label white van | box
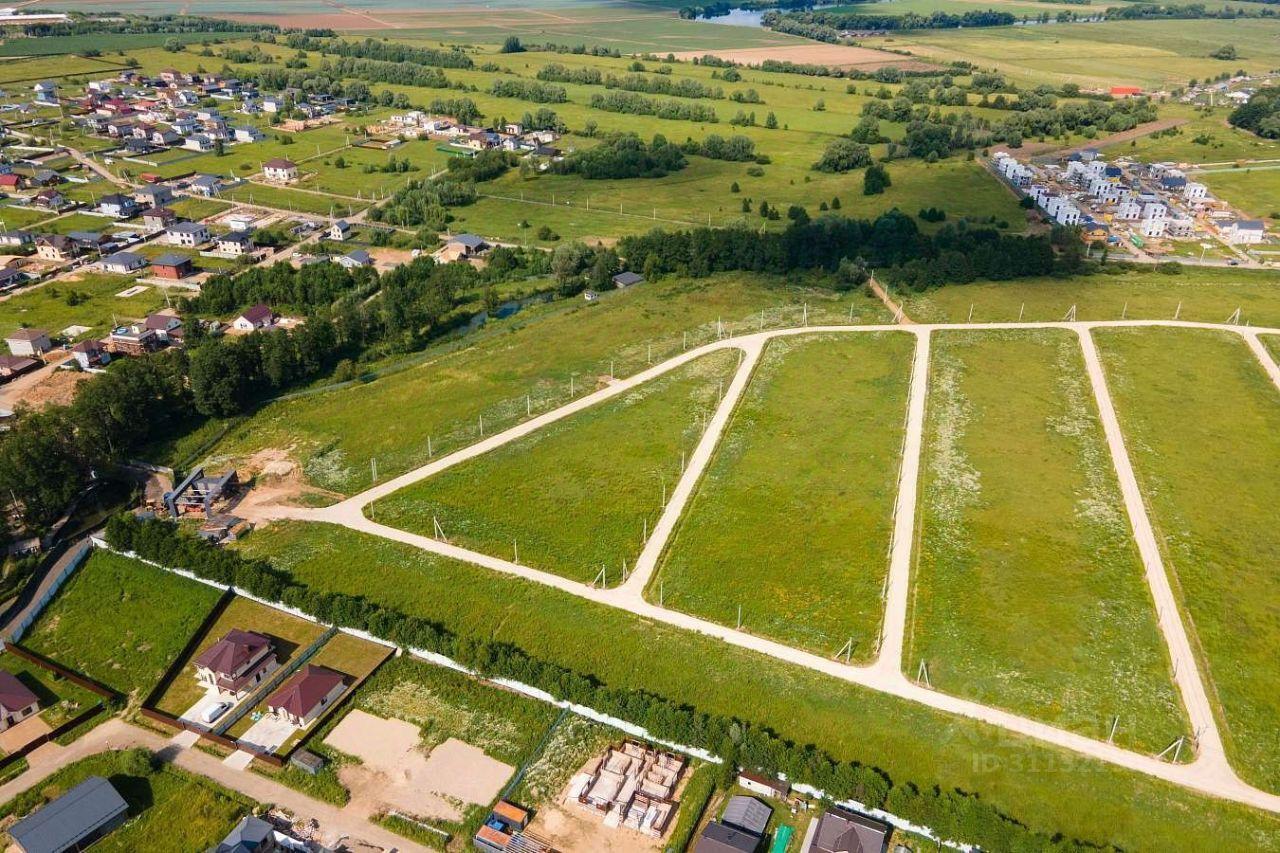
[201,701,232,724]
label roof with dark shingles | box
[195,629,271,677]
[0,670,38,713]
[9,776,128,853]
[266,665,345,718]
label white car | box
[201,700,232,724]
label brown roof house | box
[232,303,276,331]
[266,665,346,727]
[6,328,51,357]
[195,629,278,699]
[807,807,891,853]
[0,670,40,733]
[262,158,298,183]
[0,355,40,382]
[70,339,109,370]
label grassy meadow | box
[651,332,913,657]
[1096,327,1280,791]
[24,551,222,700]
[907,329,1186,753]
[897,266,1280,326]
[372,349,738,584]
[231,519,1280,852]
[0,273,166,341]
[208,273,889,495]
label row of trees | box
[617,213,1056,283]
[281,34,473,69]
[588,91,719,123]
[185,261,377,316]
[551,133,687,179]
[104,513,1119,853]
[603,73,722,101]
[490,79,568,103]
[536,63,603,85]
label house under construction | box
[567,740,686,837]
[163,466,239,517]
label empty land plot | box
[907,330,1186,752]
[669,44,938,71]
[1198,168,1280,221]
[1095,327,1280,790]
[0,273,165,341]
[210,274,888,495]
[898,267,1280,326]
[232,519,1280,852]
[23,551,223,699]
[651,332,913,657]
[371,349,738,584]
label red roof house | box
[0,670,39,732]
[266,665,346,727]
[194,629,278,698]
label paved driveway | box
[238,714,296,753]
[178,691,238,728]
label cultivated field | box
[668,44,938,71]
[1097,328,1280,790]
[23,551,223,699]
[371,349,738,584]
[906,329,1186,752]
[652,332,913,657]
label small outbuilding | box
[6,328,51,357]
[612,270,644,289]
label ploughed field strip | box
[906,329,1187,754]
[368,350,739,585]
[1095,327,1280,791]
[651,332,914,659]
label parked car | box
[201,701,232,724]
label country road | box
[253,316,1280,816]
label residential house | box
[0,231,32,249]
[168,221,210,247]
[233,125,264,143]
[189,174,224,197]
[737,771,790,801]
[32,80,58,104]
[612,271,643,289]
[143,207,178,232]
[208,815,278,853]
[0,267,25,291]
[134,184,174,208]
[721,796,771,837]
[99,251,147,274]
[262,158,298,183]
[194,629,279,699]
[1184,182,1209,201]
[145,311,184,343]
[107,323,161,355]
[806,807,891,853]
[0,355,40,382]
[184,133,216,152]
[32,189,66,210]
[70,339,109,369]
[695,822,759,853]
[123,138,154,156]
[328,219,351,241]
[97,193,138,219]
[1139,217,1167,238]
[0,173,23,191]
[29,170,60,188]
[6,328,51,357]
[216,230,254,256]
[233,303,275,331]
[265,665,347,727]
[151,253,194,280]
[152,129,183,148]
[68,232,113,255]
[1115,201,1142,221]
[35,234,76,261]
[9,776,127,853]
[334,249,372,269]
[1223,219,1266,244]
[0,670,39,732]
[440,233,488,258]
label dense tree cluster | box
[604,73,721,100]
[426,96,483,125]
[813,138,873,172]
[682,133,758,162]
[536,63,604,85]
[588,91,718,123]
[490,79,568,103]
[618,213,1055,284]
[550,133,687,179]
[281,34,473,68]
[327,56,454,91]
[105,513,1121,853]
[765,8,1016,38]
[1229,89,1280,137]
[186,261,376,316]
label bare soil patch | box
[0,715,51,754]
[221,12,384,29]
[670,44,938,71]
[528,801,663,853]
[326,710,513,821]
[230,448,342,522]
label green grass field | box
[651,332,912,658]
[0,274,166,340]
[907,329,1186,753]
[0,749,247,852]
[372,349,737,584]
[1198,168,1280,220]
[1096,327,1280,791]
[24,551,223,700]
[151,596,327,717]
[208,273,889,496]
[0,204,59,231]
[897,266,1280,326]
[231,519,1280,852]
[1113,105,1280,166]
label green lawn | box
[0,652,102,733]
[0,749,247,853]
[1199,168,1280,221]
[1095,327,1280,791]
[24,551,223,700]
[221,182,368,217]
[209,273,889,496]
[151,596,327,717]
[0,274,165,340]
[897,266,1280,326]
[1114,105,1280,165]
[373,349,737,584]
[907,329,1186,754]
[231,519,1280,852]
[651,332,912,658]
[168,197,234,222]
[0,204,58,231]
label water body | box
[699,8,769,27]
